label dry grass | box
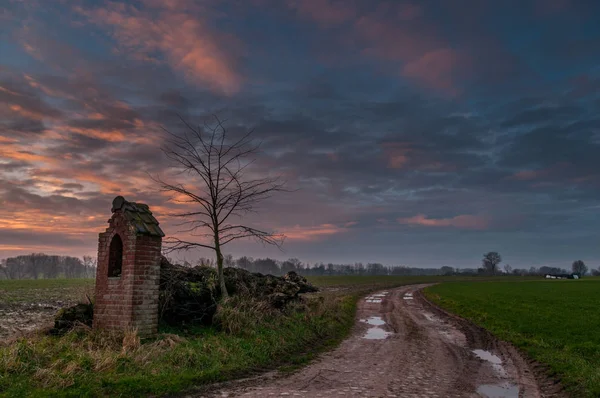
[0,275,461,396]
[213,295,277,335]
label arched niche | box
[108,234,123,277]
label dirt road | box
[203,284,559,398]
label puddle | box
[365,298,382,303]
[365,295,384,303]
[472,349,508,378]
[476,382,519,398]
[363,327,392,340]
[473,350,502,364]
[361,316,386,326]
[474,350,517,396]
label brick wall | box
[93,211,161,336]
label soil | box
[0,302,61,340]
[199,284,565,398]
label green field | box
[424,278,600,398]
[0,275,444,397]
[0,279,94,304]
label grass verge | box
[1,276,445,397]
[424,278,600,398]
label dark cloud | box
[501,105,585,128]
[0,0,599,267]
[0,229,86,248]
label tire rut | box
[197,284,560,398]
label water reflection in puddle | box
[365,298,382,303]
[366,291,388,302]
[423,313,437,322]
[473,349,502,364]
[476,382,519,398]
[372,292,389,297]
[363,327,392,340]
[472,349,507,377]
[366,292,387,303]
[361,316,386,326]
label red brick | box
[93,201,162,338]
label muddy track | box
[197,284,565,398]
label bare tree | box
[482,252,502,275]
[82,256,97,278]
[440,266,454,276]
[154,115,286,298]
[503,264,512,274]
[0,259,6,279]
[571,260,588,277]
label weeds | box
[213,296,276,335]
[0,275,450,396]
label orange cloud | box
[278,223,347,241]
[77,2,242,95]
[23,74,74,99]
[398,214,490,230]
[0,136,17,144]
[0,146,57,165]
[0,85,24,97]
[8,104,47,121]
[69,171,129,194]
[0,219,101,236]
[61,126,127,142]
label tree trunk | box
[214,239,229,298]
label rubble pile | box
[53,256,318,332]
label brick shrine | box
[93,196,164,337]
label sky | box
[1,0,599,269]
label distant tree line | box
[174,254,600,277]
[0,253,96,280]
[477,252,595,277]
[1,252,597,280]
[171,255,462,276]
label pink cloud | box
[534,0,570,15]
[397,3,422,21]
[512,169,544,180]
[76,2,242,95]
[287,0,356,26]
[510,163,572,181]
[402,48,463,95]
[397,214,490,230]
[285,1,509,95]
[289,1,462,94]
[382,142,412,169]
[381,142,454,171]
